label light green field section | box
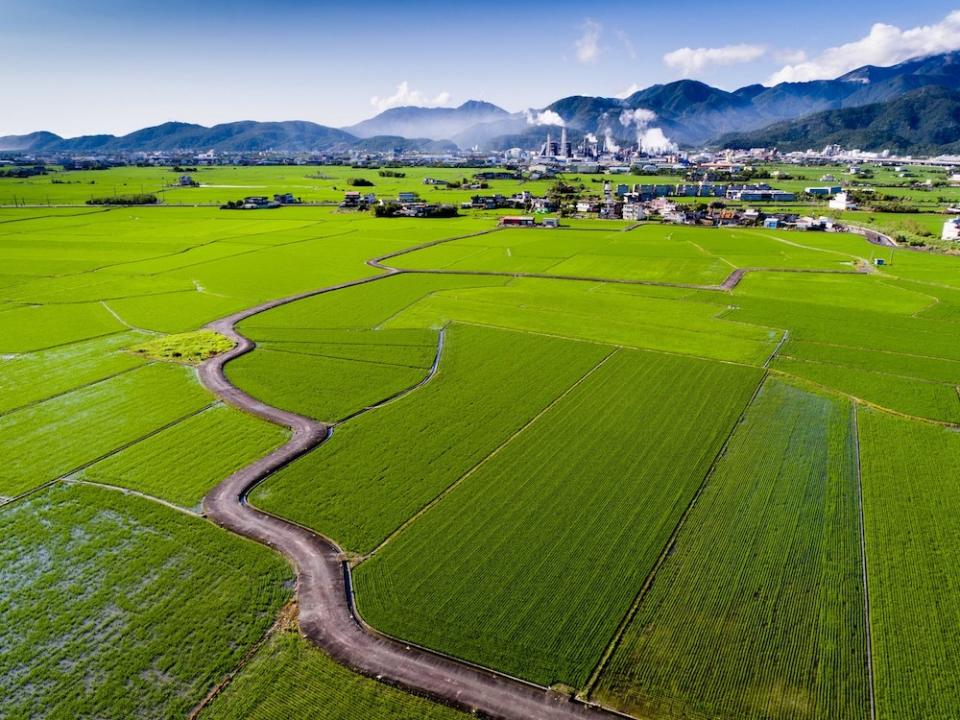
[252,324,610,553]
[238,273,509,335]
[80,404,288,507]
[0,482,291,720]
[0,331,146,414]
[0,363,212,498]
[780,338,960,385]
[859,409,960,720]
[383,277,779,365]
[387,225,871,285]
[772,356,960,423]
[354,351,762,687]
[0,302,126,352]
[227,346,431,423]
[201,630,467,720]
[595,379,868,720]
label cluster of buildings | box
[223,193,302,210]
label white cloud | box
[773,48,808,65]
[574,19,602,63]
[663,43,766,74]
[768,10,960,84]
[370,81,453,112]
[525,109,565,126]
[615,30,637,61]
[615,83,642,100]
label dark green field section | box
[353,351,762,687]
[0,483,291,719]
[252,323,610,553]
[79,404,288,507]
[226,329,438,423]
[0,363,213,498]
[594,379,868,720]
[201,630,467,720]
[859,409,960,719]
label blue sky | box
[3,0,960,136]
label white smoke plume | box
[525,109,565,126]
[584,132,598,143]
[639,128,678,154]
[602,128,620,153]
[618,107,678,155]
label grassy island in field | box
[128,329,234,364]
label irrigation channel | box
[198,227,895,718]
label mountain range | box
[3,51,960,155]
[718,86,960,154]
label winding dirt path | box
[199,272,620,719]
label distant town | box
[4,132,960,242]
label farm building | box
[805,185,843,196]
[499,216,535,227]
[829,192,857,211]
[942,217,960,241]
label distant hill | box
[0,121,393,154]
[717,87,960,154]
[0,131,63,152]
[345,100,509,141]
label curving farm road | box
[198,225,894,718]
[199,271,622,720]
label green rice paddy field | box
[1,176,959,719]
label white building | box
[942,217,960,241]
[829,192,857,211]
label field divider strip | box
[100,300,161,334]
[764,328,790,369]
[356,347,619,563]
[582,369,769,698]
[853,406,877,720]
[62,477,201,517]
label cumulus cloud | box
[370,81,452,112]
[525,109,565,126]
[773,48,808,65]
[768,10,960,84]
[615,83,642,100]
[663,43,766,74]
[615,30,637,60]
[574,19,602,63]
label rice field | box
[353,350,762,687]
[0,482,291,720]
[594,379,868,719]
[1,188,960,720]
[80,404,288,507]
[858,409,960,719]
[0,362,213,498]
[201,629,467,720]
[386,224,870,286]
[225,329,438,422]
[252,323,611,553]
